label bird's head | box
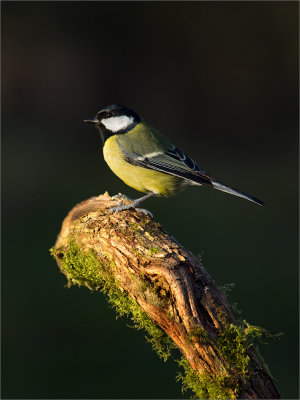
[84,104,141,143]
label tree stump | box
[51,193,281,399]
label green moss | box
[131,247,143,257]
[128,222,143,231]
[230,302,242,319]
[176,357,238,399]
[149,246,159,255]
[216,285,283,384]
[188,326,211,344]
[51,241,277,399]
[218,283,242,320]
[219,283,235,296]
[217,321,265,377]
[50,240,175,362]
[108,284,175,361]
[50,241,110,289]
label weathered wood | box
[52,193,281,399]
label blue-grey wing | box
[123,145,214,186]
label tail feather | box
[211,180,264,206]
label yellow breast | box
[103,135,181,197]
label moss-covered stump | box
[51,193,280,399]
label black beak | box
[83,118,99,124]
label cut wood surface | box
[52,193,281,399]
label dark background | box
[2,1,299,398]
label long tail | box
[211,180,264,206]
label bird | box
[84,104,264,213]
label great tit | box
[84,104,264,212]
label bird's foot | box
[109,202,153,218]
[109,203,133,213]
[135,208,153,218]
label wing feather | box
[118,135,264,206]
[122,144,213,186]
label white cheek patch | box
[101,115,134,132]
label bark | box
[52,193,281,399]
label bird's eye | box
[106,112,112,118]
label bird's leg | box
[131,192,155,207]
[109,192,155,217]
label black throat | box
[97,125,114,144]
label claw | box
[108,203,153,218]
[135,208,153,218]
